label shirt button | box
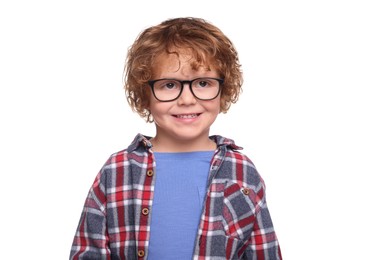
[242,187,250,195]
[142,207,149,215]
[138,249,145,257]
[146,170,154,177]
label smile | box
[174,113,200,119]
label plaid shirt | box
[70,134,282,259]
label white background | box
[1,0,367,259]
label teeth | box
[176,114,198,119]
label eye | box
[164,82,176,89]
[194,78,215,88]
[155,80,180,90]
[198,80,209,88]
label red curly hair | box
[124,17,243,122]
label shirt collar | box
[127,133,242,153]
[127,134,153,152]
[209,135,243,150]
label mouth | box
[173,113,201,119]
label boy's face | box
[149,52,221,145]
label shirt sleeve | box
[69,170,110,260]
[244,196,282,259]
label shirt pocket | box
[221,181,257,241]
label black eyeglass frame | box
[147,77,224,102]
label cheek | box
[210,98,222,114]
[200,99,221,118]
[149,100,172,118]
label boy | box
[70,17,282,259]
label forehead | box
[152,50,217,77]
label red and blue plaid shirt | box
[70,134,282,259]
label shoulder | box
[211,135,264,188]
[224,148,256,166]
[95,134,152,180]
[211,134,256,168]
[223,149,261,179]
[103,149,150,171]
[102,148,130,168]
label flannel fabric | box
[70,134,282,259]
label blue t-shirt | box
[148,151,214,260]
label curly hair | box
[124,17,243,122]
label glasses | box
[148,77,223,102]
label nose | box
[177,83,197,105]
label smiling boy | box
[148,52,221,152]
[70,17,282,259]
